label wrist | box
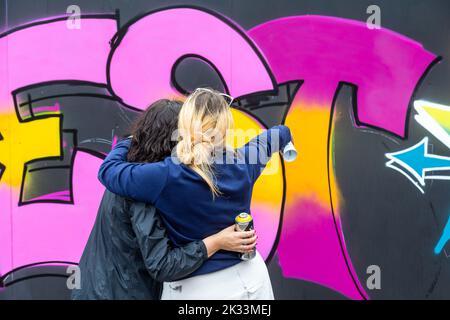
[203,234,221,258]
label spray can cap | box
[235,212,252,223]
[282,141,297,162]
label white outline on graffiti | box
[414,100,450,149]
[386,137,450,194]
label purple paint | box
[249,15,436,136]
[278,199,364,299]
[32,103,61,114]
[27,190,71,202]
[109,8,274,109]
[0,11,439,300]
[11,151,104,273]
[111,135,118,149]
[0,17,116,276]
[249,15,436,299]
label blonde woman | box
[98,88,292,299]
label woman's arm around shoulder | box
[130,202,207,282]
[130,203,257,282]
[98,138,170,204]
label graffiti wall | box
[0,0,449,299]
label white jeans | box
[161,251,274,300]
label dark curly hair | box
[127,99,182,163]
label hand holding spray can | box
[235,212,256,260]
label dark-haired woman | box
[98,90,293,299]
[71,99,256,300]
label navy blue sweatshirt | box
[98,125,291,277]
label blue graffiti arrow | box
[386,137,450,193]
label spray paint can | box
[235,212,256,260]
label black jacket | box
[71,190,207,300]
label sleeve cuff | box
[196,240,209,261]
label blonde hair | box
[176,88,234,197]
